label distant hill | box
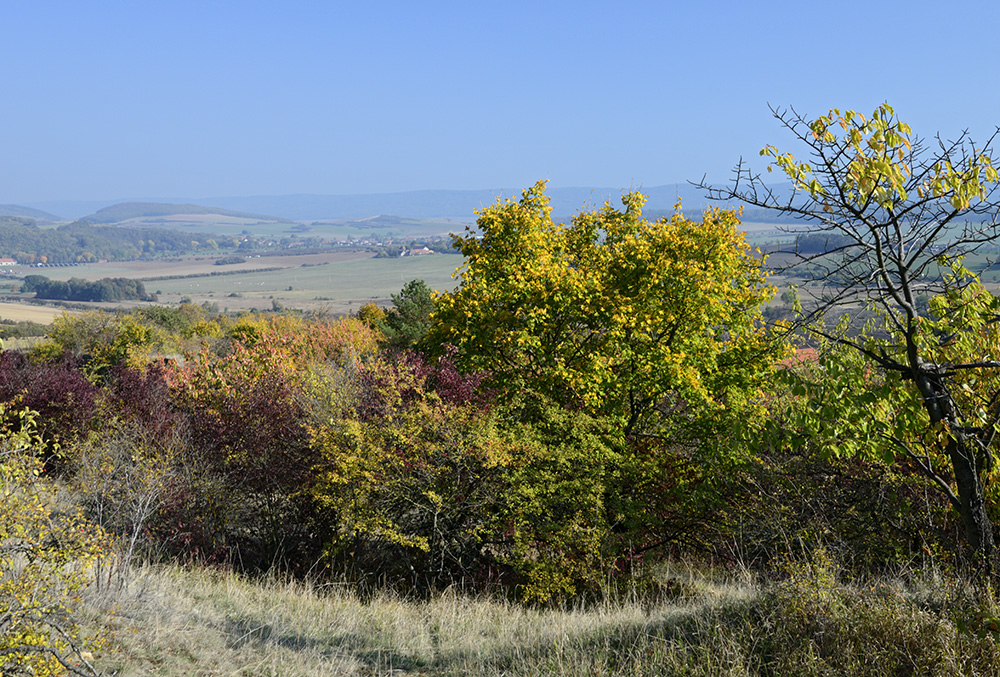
[177,184,717,222]
[22,183,778,223]
[0,216,223,264]
[313,214,466,234]
[82,202,284,224]
[0,204,63,222]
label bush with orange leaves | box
[162,315,379,570]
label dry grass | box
[75,556,1000,676]
[78,562,749,676]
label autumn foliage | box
[430,181,780,438]
[3,167,986,632]
[0,185,792,606]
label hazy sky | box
[3,0,999,203]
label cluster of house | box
[402,246,434,256]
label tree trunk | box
[917,371,997,581]
[949,435,996,581]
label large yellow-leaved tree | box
[430,180,780,440]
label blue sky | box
[2,0,999,203]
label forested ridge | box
[0,215,222,263]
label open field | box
[0,301,74,323]
[110,214,294,237]
[7,251,461,315]
[305,215,470,241]
[37,250,374,281]
[149,254,462,314]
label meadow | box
[147,254,461,313]
[81,560,1000,676]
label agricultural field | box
[40,250,373,281]
[6,250,464,316]
[304,215,471,242]
[0,301,73,323]
[111,212,293,236]
[148,254,462,314]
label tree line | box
[22,274,156,302]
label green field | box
[148,254,462,314]
[40,250,371,281]
[6,251,462,316]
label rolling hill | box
[186,185,716,221]
[20,183,793,224]
[82,202,284,224]
[0,204,64,222]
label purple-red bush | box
[104,362,186,441]
[186,370,311,490]
[356,349,489,421]
[166,337,319,570]
[141,476,231,564]
[0,350,98,455]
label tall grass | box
[78,555,1000,676]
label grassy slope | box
[81,561,1000,676]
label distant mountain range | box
[19,184,733,222]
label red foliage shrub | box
[355,349,490,421]
[104,362,186,441]
[165,332,321,570]
[0,350,98,454]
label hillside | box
[0,215,223,263]
[0,204,63,222]
[20,184,795,223]
[83,201,283,224]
